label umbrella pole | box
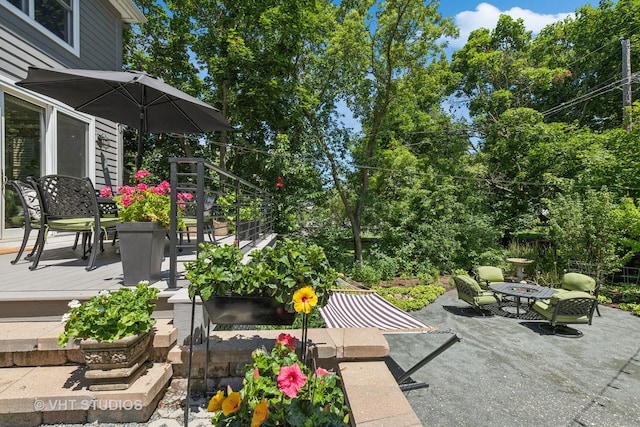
[135,106,144,170]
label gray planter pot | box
[116,222,167,285]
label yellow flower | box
[207,390,225,412]
[293,286,318,314]
[222,391,241,415]
[251,398,269,427]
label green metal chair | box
[475,266,506,290]
[453,274,502,314]
[531,291,597,337]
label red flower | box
[277,364,307,398]
[276,333,296,350]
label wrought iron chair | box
[8,180,42,264]
[531,291,597,337]
[27,175,119,271]
[453,274,502,314]
[557,272,601,317]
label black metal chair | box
[8,180,42,264]
[27,175,119,271]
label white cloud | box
[446,2,572,49]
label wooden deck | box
[0,232,273,320]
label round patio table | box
[489,282,557,318]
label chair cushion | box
[562,272,596,292]
[532,291,595,324]
[48,218,95,231]
[456,275,482,293]
[477,266,504,283]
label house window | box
[4,0,75,46]
[56,112,87,177]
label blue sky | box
[438,1,601,50]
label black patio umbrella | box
[17,67,232,168]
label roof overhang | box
[108,0,147,24]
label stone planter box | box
[80,332,152,391]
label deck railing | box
[168,157,273,289]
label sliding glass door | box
[2,94,44,237]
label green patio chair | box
[556,272,601,316]
[475,266,506,290]
[531,290,597,337]
[453,274,502,315]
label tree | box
[302,0,457,264]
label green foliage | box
[371,285,445,312]
[619,303,640,316]
[350,263,381,286]
[545,189,630,277]
[186,238,338,313]
[58,283,159,347]
[209,334,349,426]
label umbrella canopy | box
[17,67,232,167]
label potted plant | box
[100,169,191,285]
[185,238,338,325]
[203,289,348,425]
[57,283,159,390]
[207,333,350,426]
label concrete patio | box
[1,235,640,426]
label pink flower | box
[120,195,132,207]
[314,367,331,377]
[136,183,148,192]
[99,187,113,197]
[178,192,193,201]
[277,364,306,398]
[254,366,260,379]
[276,333,296,350]
[157,180,171,194]
[119,185,135,196]
[134,169,151,181]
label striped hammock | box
[319,290,437,333]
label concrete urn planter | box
[80,331,152,391]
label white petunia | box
[138,280,149,285]
[68,299,81,308]
[98,290,110,297]
[61,312,71,323]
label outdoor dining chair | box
[8,180,42,265]
[531,290,597,337]
[27,175,119,271]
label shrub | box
[371,285,445,311]
[351,263,381,285]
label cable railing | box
[168,157,274,289]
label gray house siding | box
[0,1,129,188]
